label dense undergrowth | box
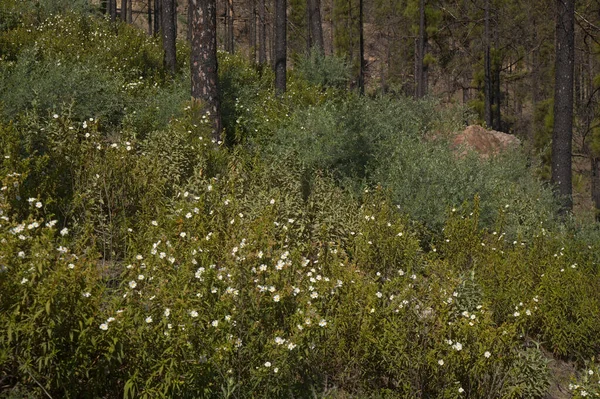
[1,5,600,398]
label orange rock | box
[452,125,520,158]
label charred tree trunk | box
[250,0,257,62]
[121,0,127,21]
[551,0,575,213]
[190,0,222,141]
[148,0,153,35]
[415,0,427,98]
[358,0,364,95]
[226,0,234,53]
[109,0,117,21]
[258,0,267,64]
[274,0,287,95]
[154,0,162,35]
[162,0,177,75]
[307,0,324,53]
[592,156,600,221]
[484,0,492,128]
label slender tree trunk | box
[109,0,117,21]
[148,0,153,35]
[274,0,287,95]
[162,0,177,75]
[121,0,127,21]
[592,156,600,221]
[154,0,162,35]
[250,0,257,62]
[227,0,235,53]
[484,0,492,128]
[190,0,222,141]
[415,0,427,98]
[187,2,192,42]
[358,0,364,95]
[307,0,324,53]
[258,0,267,64]
[551,0,575,213]
[128,0,133,23]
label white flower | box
[185,212,192,219]
[60,227,69,236]
[273,367,279,373]
[136,254,143,260]
[82,292,91,297]
[376,292,383,298]
[275,337,285,345]
[53,114,59,119]
[68,263,75,269]
[35,201,42,208]
[513,311,520,317]
[311,292,318,299]
[164,308,171,317]
[106,317,115,323]
[319,319,327,327]
[211,320,219,327]
[269,199,275,205]
[151,220,158,226]
[128,280,137,289]
[18,251,25,258]
[137,274,145,280]
[20,278,28,284]
[438,359,444,366]
[27,197,36,203]
[99,323,108,331]
[287,342,297,350]
[180,232,186,238]
[273,294,280,302]
[588,369,594,375]
[190,310,198,318]
[207,185,213,191]
[145,316,153,323]
[484,351,491,358]
[458,387,464,393]
[264,361,271,368]
[453,342,463,351]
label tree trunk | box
[162,0,177,75]
[592,156,600,221]
[307,0,324,53]
[274,0,287,95]
[551,0,575,213]
[109,0,117,21]
[128,0,133,23]
[227,0,234,53]
[154,0,162,35]
[190,0,222,141]
[250,0,257,62]
[148,0,153,35]
[415,0,427,98]
[484,0,492,128]
[358,0,364,95]
[121,0,127,21]
[493,56,502,131]
[258,0,267,64]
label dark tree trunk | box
[162,0,177,75]
[250,0,257,62]
[484,0,492,127]
[307,0,324,53]
[592,156,600,221]
[148,0,153,35]
[154,0,162,35]
[187,2,192,42]
[551,0,575,213]
[128,0,133,23]
[358,0,364,95]
[274,0,287,95]
[109,0,117,21]
[190,0,222,141]
[492,58,502,131]
[415,0,427,98]
[121,0,127,21]
[226,0,234,53]
[258,0,267,64]
[101,0,108,15]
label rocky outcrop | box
[452,125,521,158]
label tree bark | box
[307,0,324,53]
[121,0,127,21]
[226,0,234,53]
[127,0,133,23]
[148,0,153,35]
[551,0,575,213]
[250,0,257,62]
[190,0,222,141]
[484,0,492,127]
[154,0,162,35]
[592,156,600,221]
[258,0,267,64]
[162,0,177,75]
[415,0,427,98]
[109,0,117,21]
[358,0,364,95]
[274,0,287,95]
